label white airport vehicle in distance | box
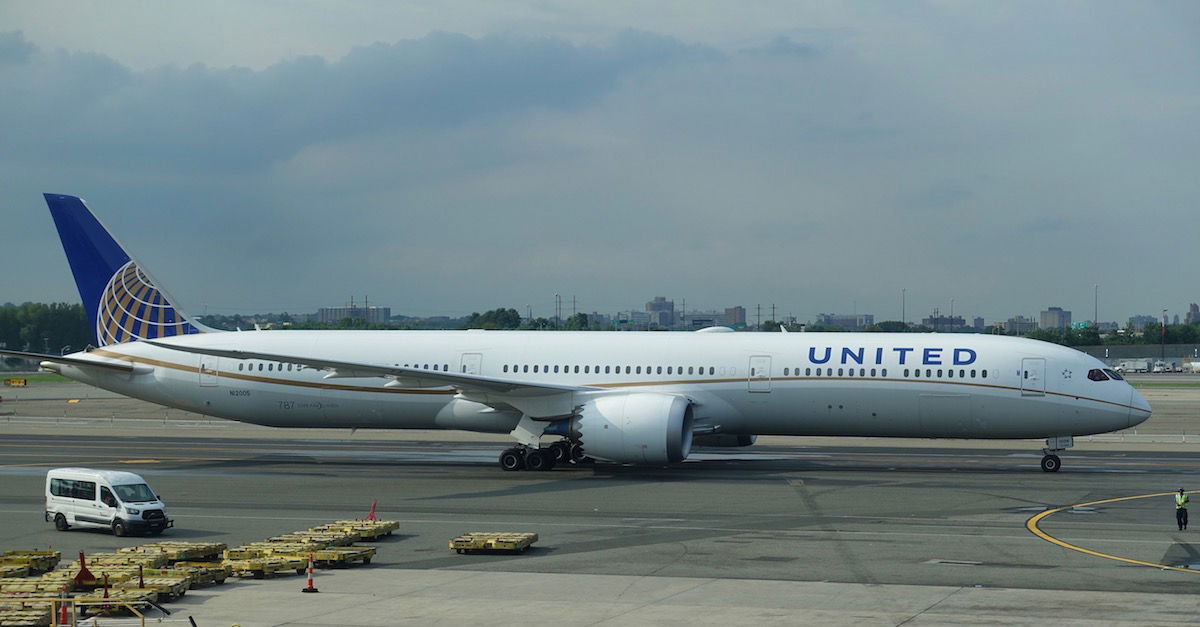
[1,195,1153,473]
[45,467,172,536]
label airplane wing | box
[0,348,136,373]
[142,341,594,396]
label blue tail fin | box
[44,193,205,346]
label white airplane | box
[1,194,1151,472]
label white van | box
[44,468,173,536]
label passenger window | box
[882,368,888,377]
[503,365,509,373]
[709,367,715,375]
[870,368,876,377]
[657,366,663,375]
[76,481,96,501]
[574,366,580,374]
[554,365,560,373]
[1087,369,1109,382]
[982,369,988,378]
[846,368,853,377]
[805,367,811,376]
[837,368,844,376]
[238,364,244,371]
[904,369,909,377]
[626,366,632,374]
[947,369,953,378]
[688,367,694,375]
[257,363,263,371]
[533,365,539,373]
[523,365,529,373]
[784,368,790,376]
[860,368,865,376]
[959,369,965,378]
[937,369,943,377]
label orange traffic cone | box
[57,588,69,626]
[301,552,319,593]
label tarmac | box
[1,376,1200,626]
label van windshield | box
[113,483,156,503]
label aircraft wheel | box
[525,449,553,472]
[568,442,587,464]
[548,441,569,464]
[54,514,69,531]
[1040,454,1061,473]
[499,449,525,471]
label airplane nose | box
[1129,387,1152,427]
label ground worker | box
[1176,489,1189,531]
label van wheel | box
[112,521,127,537]
[54,514,69,531]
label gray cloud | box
[0,29,707,172]
[1,3,1198,324]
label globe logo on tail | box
[96,261,199,345]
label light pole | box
[1094,284,1099,328]
[901,288,906,328]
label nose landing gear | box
[1040,435,1073,473]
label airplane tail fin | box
[43,193,212,346]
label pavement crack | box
[895,586,964,626]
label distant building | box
[723,306,747,327]
[1186,304,1200,325]
[972,317,986,330]
[815,313,874,332]
[1003,315,1037,335]
[318,302,391,324]
[645,296,675,327]
[616,311,651,329]
[1128,315,1157,332]
[687,315,720,329]
[1040,307,1071,330]
[922,315,965,332]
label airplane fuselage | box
[54,329,1150,440]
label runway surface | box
[4,378,1200,623]
[4,432,1200,597]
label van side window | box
[100,486,117,507]
[56,479,96,500]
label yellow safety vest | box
[1177,493,1189,509]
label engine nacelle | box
[692,434,757,448]
[570,393,694,464]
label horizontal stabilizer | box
[0,348,136,373]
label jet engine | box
[569,393,694,464]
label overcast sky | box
[2,2,1197,324]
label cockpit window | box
[1103,368,1124,381]
[1087,369,1109,382]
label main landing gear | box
[499,440,591,472]
[1040,435,1073,473]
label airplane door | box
[199,356,218,387]
[1021,358,1045,396]
[460,353,482,375]
[748,355,771,393]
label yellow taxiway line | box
[1026,490,1197,573]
